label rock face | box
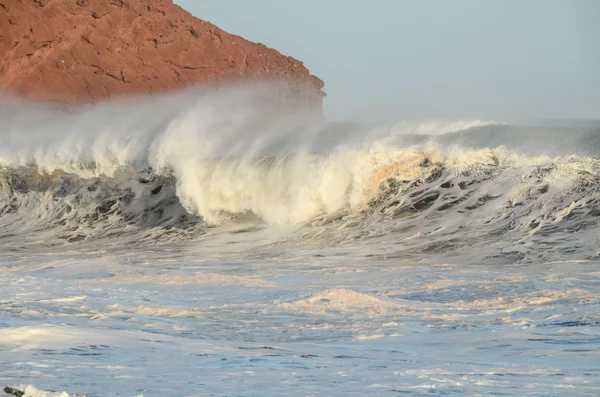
[0,0,325,107]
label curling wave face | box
[1,85,600,261]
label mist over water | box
[1,84,600,250]
[2,85,600,396]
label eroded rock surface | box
[0,0,324,106]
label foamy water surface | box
[1,87,599,396]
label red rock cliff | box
[0,0,325,107]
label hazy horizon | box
[177,0,599,123]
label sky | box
[176,0,599,122]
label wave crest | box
[1,87,599,259]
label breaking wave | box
[1,85,599,260]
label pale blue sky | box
[176,0,599,122]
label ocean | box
[1,87,599,396]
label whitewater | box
[1,85,599,396]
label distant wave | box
[389,119,504,135]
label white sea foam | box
[0,86,553,226]
[1,87,600,396]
